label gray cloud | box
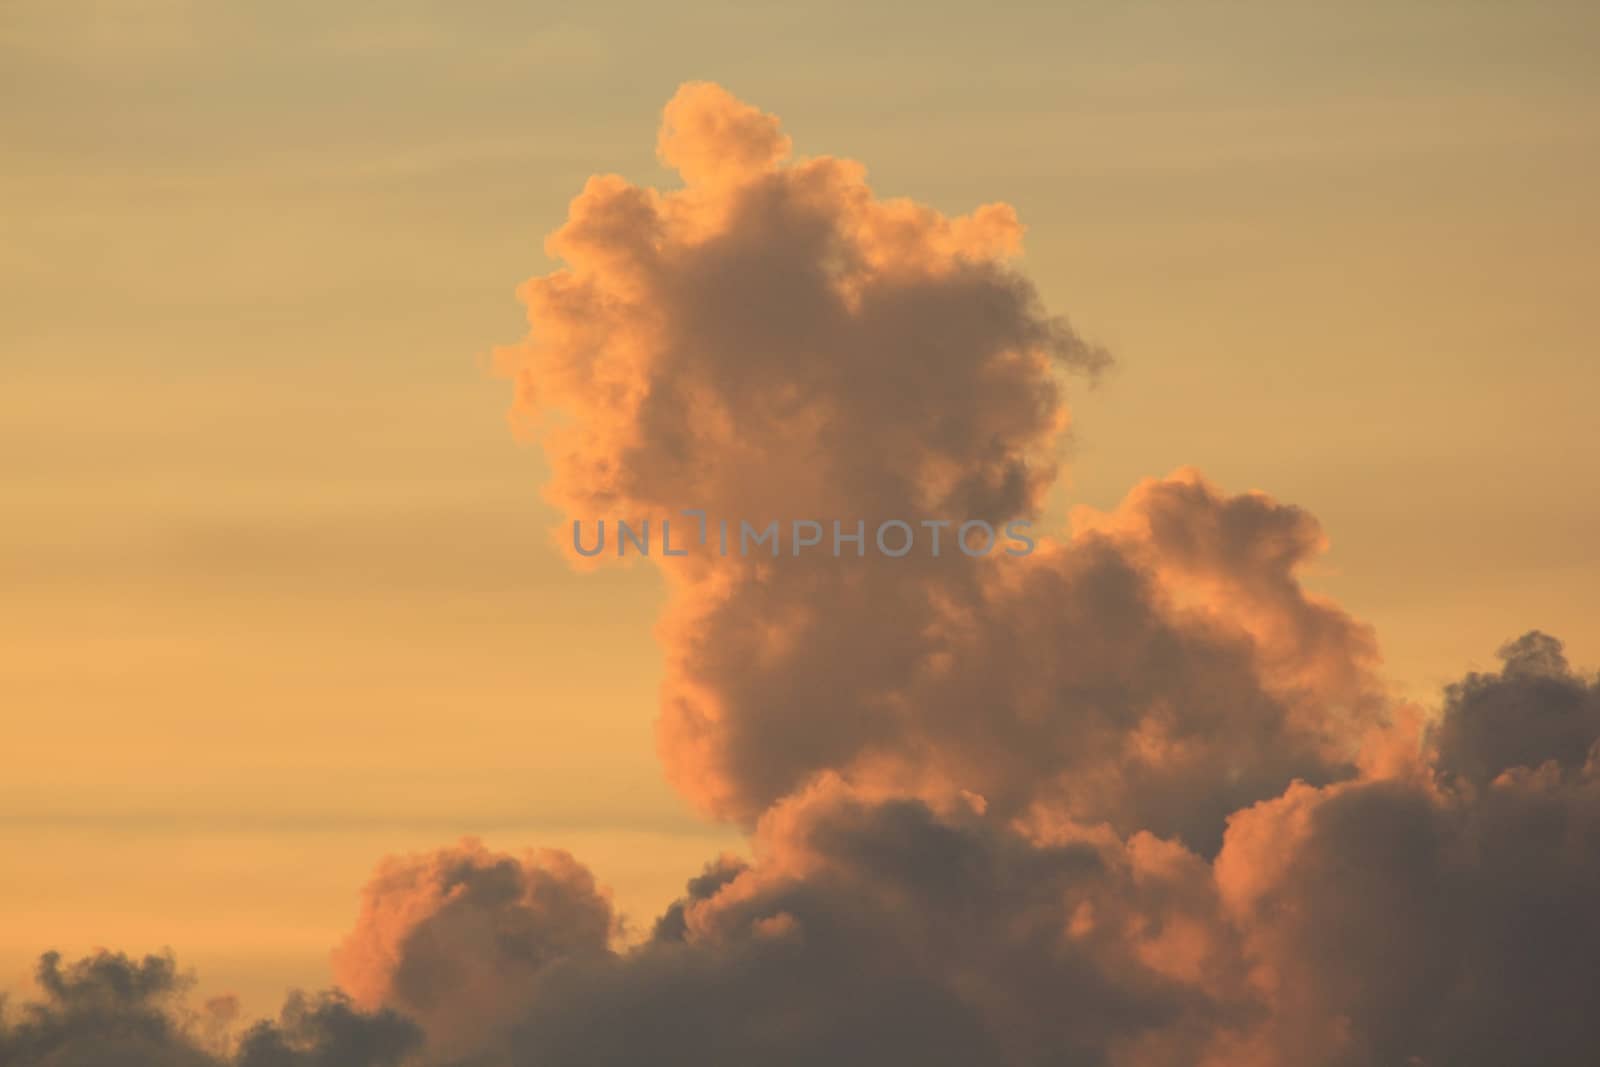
[1430,630,1600,788]
[0,952,417,1067]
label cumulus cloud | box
[479,82,1599,1065]
[331,838,616,1055]
[310,633,1600,1067]
[232,992,420,1067]
[496,84,1378,854]
[496,783,1237,1067]
[501,80,1102,550]
[1217,653,1600,1066]
[13,83,1599,1066]
[0,951,417,1067]
[1429,630,1600,788]
[328,783,1242,1067]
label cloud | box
[481,82,1600,1065]
[497,84,1379,859]
[332,781,1244,1067]
[0,951,417,1067]
[498,81,1102,556]
[0,951,216,1067]
[1429,630,1600,788]
[11,83,1599,1066]
[307,633,1600,1067]
[233,992,420,1067]
[331,838,616,1056]
[1217,694,1600,1065]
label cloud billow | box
[8,84,1599,1067]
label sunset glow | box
[4,5,1599,1065]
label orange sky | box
[3,0,1598,1017]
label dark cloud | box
[485,783,1242,1067]
[1431,630,1600,787]
[0,952,416,1067]
[234,992,420,1067]
[0,951,215,1067]
[1218,750,1600,1064]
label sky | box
[3,0,1599,1048]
